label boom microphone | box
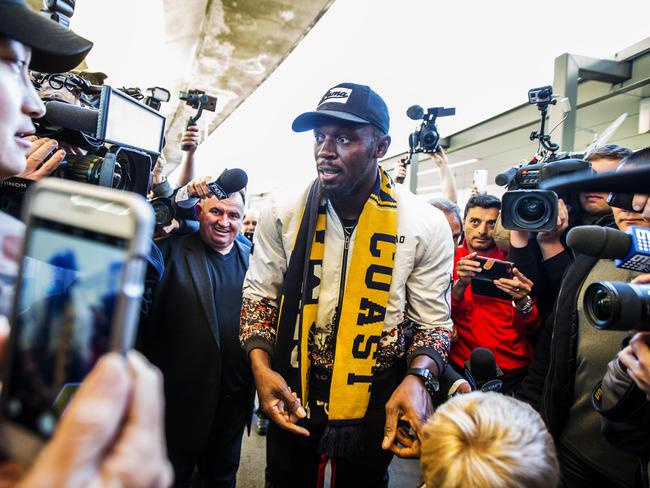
[175,168,249,209]
[464,348,503,393]
[43,101,98,134]
[567,225,650,272]
[495,167,518,187]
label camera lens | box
[150,198,174,227]
[113,152,135,191]
[501,190,558,232]
[63,154,104,185]
[590,287,613,323]
[516,196,546,223]
[584,281,650,331]
[420,127,439,151]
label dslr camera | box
[584,280,650,331]
[496,86,590,232]
[406,105,455,155]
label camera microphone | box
[406,104,424,121]
[495,167,519,187]
[567,225,650,273]
[43,101,98,135]
[175,168,248,209]
[464,347,503,393]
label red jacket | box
[450,243,541,374]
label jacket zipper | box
[331,225,352,359]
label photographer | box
[518,148,650,487]
[508,145,632,322]
[0,1,172,486]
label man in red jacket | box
[450,194,540,393]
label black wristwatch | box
[406,368,440,397]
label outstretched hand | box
[250,350,309,437]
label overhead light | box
[417,185,441,192]
[417,158,479,175]
[448,158,479,169]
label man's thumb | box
[280,387,306,418]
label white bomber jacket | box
[240,180,455,372]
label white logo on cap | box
[318,87,352,106]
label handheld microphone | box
[43,101,99,135]
[567,225,650,273]
[464,348,503,393]
[175,168,248,209]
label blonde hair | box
[420,392,558,488]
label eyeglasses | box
[31,72,90,95]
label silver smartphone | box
[0,179,154,463]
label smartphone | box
[472,256,513,282]
[0,179,153,463]
[471,256,514,300]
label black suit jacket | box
[138,232,252,459]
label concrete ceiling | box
[28,0,335,171]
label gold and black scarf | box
[273,168,398,424]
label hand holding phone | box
[469,256,515,300]
[20,352,172,487]
[1,179,153,463]
[493,267,534,302]
[455,252,483,286]
[472,256,514,282]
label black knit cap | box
[292,82,390,134]
[0,0,93,72]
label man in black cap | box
[0,0,92,178]
[240,82,454,486]
[0,2,172,487]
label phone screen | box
[3,217,128,438]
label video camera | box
[496,86,590,232]
[567,225,650,332]
[0,84,166,215]
[406,105,455,157]
[584,281,650,331]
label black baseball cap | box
[0,0,93,73]
[292,82,390,134]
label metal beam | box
[549,53,631,152]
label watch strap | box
[406,367,440,397]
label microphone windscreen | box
[469,348,497,381]
[566,226,631,259]
[44,101,98,135]
[215,168,248,194]
[406,105,424,121]
[495,167,518,186]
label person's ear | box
[376,135,391,159]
